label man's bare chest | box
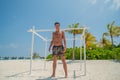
[53,32,62,39]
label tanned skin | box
[49,23,68,78]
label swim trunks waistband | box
[53,45,63,47]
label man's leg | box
[51,55,57,77]
[60,56,68,78]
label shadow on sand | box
[58,60,81,64]
[6,69,47,78]
[6,70,30,77]
[36,77,66,80]
[111,60,120,63]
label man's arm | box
[62,31,66,52]
[49,32,54,51]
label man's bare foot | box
[65,75,68,78]
[51,74,55,77]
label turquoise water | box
[0,57,44,60]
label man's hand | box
[63,47,66,53]
[49,40,53,52]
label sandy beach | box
[0,60,120,80]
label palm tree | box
[66,23,83,60]
[105,21,120,48]
[84,30,96,49]
[98,33,111,48]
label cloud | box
[111,0,120,10]
[9,43,18,48]
[104,0,111,3]
[89,0,97,4]
[0,43,18,49]
[89,0,120,10]
[104,0,120,10]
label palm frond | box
[66,23,83,35]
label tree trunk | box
[73,34,75,60]
[110,35,114,48]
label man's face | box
[55,24,60,31]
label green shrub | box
[46,47,120,60]
[46,54,52,60]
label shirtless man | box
[49,22,68,78]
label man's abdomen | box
[53,39,63,46]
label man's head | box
[54,22,60,31]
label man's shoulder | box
[52,30,64,34]
[62,30,65,33]
[61,30,65,34]
[52,31,55,34]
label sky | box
[0,0,120,57]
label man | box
[49,22,68,78]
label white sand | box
[0,60,120,80]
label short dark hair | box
[54,22,60,26]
